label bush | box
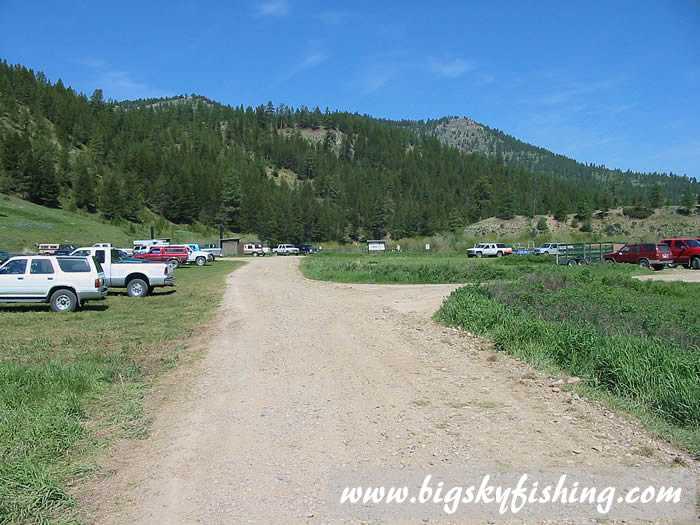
[622,206,654,219]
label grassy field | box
[0,194,222,253]
[300,251,639,284]
[0,260,243,524]
[303,252,700,457]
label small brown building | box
[220,238,243,256]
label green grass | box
[435,267,700,456]
[0,260,243,524]
[0,194,222,253]
[300,251,631,284]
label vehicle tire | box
[668,262,677,269]
[127,278,149,297]
[605,258,615,264]
[253,252,259,257]
[168,258,179,270]
[577,259,588,265]
[496,251,503,258]
[476,252,483,258]
[638,259,650,269]
[567,259,578,266]
[195,256,206,266]
[651,265,664,271]
[692,257,700,270]
[50,289,77,312]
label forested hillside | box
[0,60,695,244]
[405,116,698,204]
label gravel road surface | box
[82,257,697,523]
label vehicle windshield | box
[474,244,488,249]
[685,239,700,248]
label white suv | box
[534,243,569,256]
[0,256,108,312]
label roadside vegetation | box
[303,252,575,284]
[0,260,242,524]
[436,266,700,456]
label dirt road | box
[634,268,700,282]
[83,257,696,523]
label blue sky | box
[1,1,699,178]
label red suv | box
[660,239,700,270]
[603,243,672,270]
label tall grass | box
[436,269,700,455]
[0,260,242,523]
[301,252,557,284]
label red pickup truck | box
[660,238,700,269]
[132,246,189,269]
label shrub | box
[622,206,654,219]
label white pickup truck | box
[466,243,513,258]
[200,243,223,260]
[71,246,175,297]
[273,244,300,256]
[0,255,107,312]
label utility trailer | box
[556,242,615,266]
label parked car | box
[603,243,672,270]
[53,243,77,255]
[37,243,60,255]
[295,244,319,255]
[132,238,170,254]
[0,250,10,264]
[273,244,300,256]
[181,243,213,262]
[0,255,107,312]
[170,245,210,266]
[200,243,223,259]
[660,238,700,269]
[71,246,175,297]
[132,246,190,269]
[243,243,268,256]
[466,243,512,258]
[533,243,569,256]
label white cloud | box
[256,0,289,17]
[300,51,328,69]
[359,64,399,93]
[75,58,165,101]
[429,58,474,78]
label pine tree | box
[72,153,97,211]
[648,183,662,208]
[681,184,696,214]
[100,170,123,220]
[215,171,243,230]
